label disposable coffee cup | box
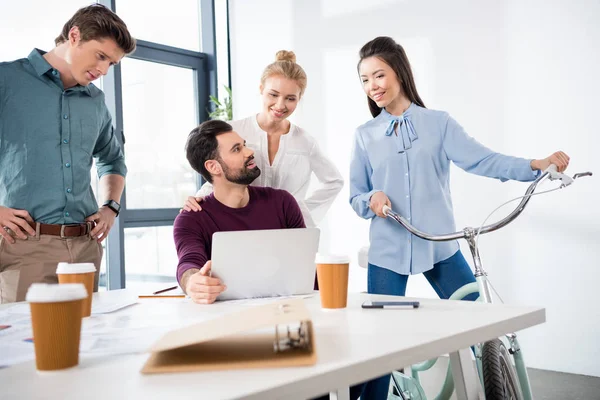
[315,254,350,309]
[56,263,96,317]
[26,283,87,371]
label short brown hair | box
[260,50,308,97]
[186,120,234,184]
[55,4,136,54]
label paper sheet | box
[0,295,224,368]
[0,341,35,368]
[5,298,138,316]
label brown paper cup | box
[56,263,96,317]
[26,283,87,371]
[315,254,350,309]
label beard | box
[219,157,261,185]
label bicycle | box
[374,164,592,400]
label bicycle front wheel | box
[482,339,524,400]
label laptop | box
[210,228,320,301]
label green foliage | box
[208,85,233,121]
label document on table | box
[91,298,138,314]
[5,298,138,316]
[80,327,172,356]
[0,341,35,368]
[0,311,34,367]
[0,296,227,367]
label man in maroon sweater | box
[174,120,305,304]
[174,120,366,400]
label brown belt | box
[28,221,94,238]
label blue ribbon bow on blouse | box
[385,111,418,153]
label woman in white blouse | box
[183,50,343,228]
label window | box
[0,1,92,61]
[124,226,179,290]
[102,0,218,289]
[116,0,201,51]
[121,59,198,210]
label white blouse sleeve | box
[304,140,344,224]
[195,181,214,197]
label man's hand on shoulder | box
[182,261,227,304]
[0,206,36,244]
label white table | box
[0,290,545,400]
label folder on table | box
[141,298,316,374]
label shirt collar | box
[27,48,92,97]
[380,102,416,121]
[381,103,419,152]
[27,49,53,77]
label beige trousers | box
[0,224,102,303]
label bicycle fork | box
[464,228,492,303]
[464,227,534,400]
[506,333,534,400]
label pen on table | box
[152,286,178,295]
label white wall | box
[229,0,599,377]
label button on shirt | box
[349,103,539,275]
[0,49,127,224]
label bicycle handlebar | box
[382,164,593,242]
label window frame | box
[99,0,221,289]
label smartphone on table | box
[361,301,420,309]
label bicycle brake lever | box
[545,165,574,187]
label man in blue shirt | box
[0,4,135,303]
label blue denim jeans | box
[361,250,477,400]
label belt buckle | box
[60,224,82,238]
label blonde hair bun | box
[275,50,296,63]
[261,50,307,97]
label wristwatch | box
[103,200,121,216]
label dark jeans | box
[361,250,478,400]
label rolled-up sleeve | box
[94,105,127,178]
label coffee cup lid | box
[315,254,350,264]
[56,262,96,274]
[26,283,87,303]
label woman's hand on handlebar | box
[369,191,392,218]
[531,151,570,173]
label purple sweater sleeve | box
[173,213,208,286]
[281,190,306,228]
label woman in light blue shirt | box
[350,36,569,400]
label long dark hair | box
[358,36,426,117]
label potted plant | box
[208,85,233,121]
